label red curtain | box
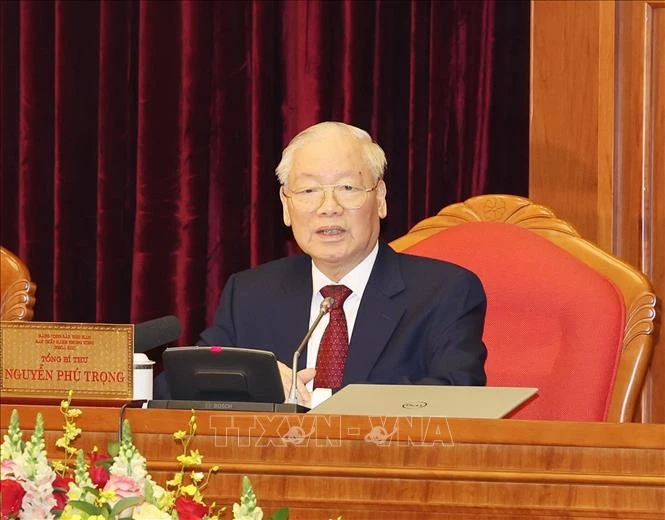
[0,0,529,344]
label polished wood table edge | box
[243,499,665,520]
[145,461,665,486]
[226,495,665,519]
[2,404,664,449]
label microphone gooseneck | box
[286,297,334,405]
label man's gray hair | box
[275,121,387,186]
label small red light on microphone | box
[210,346,223,353]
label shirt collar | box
[311,241,379,298]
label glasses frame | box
[281,179,381,211]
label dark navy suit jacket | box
[199,242,487,386]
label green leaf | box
[269,507,290,520]
[110,496,144,517]
[83,485,101,498]
[107,440,120,457]
[143,480,155,502]
[67,500,104,516]
[95,459,114,471]
[121,419,133,444]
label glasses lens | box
[293,190,322,209]
[334,186,366,209]
[287,185,373,210]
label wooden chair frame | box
[1,246,37,321]
[390,194,657,422]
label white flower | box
[20,477,57,519]
[232,476,264,520]
[233,502,264,520]
[2,406,279,520]
[150,481,167,501]
[14,414,57,519]
[109,421,150,493]
[1,458,17,478]
[0,409,24,462]
[66,481,85,501]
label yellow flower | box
[67,484,84,501]
[60,505,82,520]
[65,422,82,438]
[181,484,198,497]
[166,473,182,487]
[9,395,286,520]
[132,503,172,519]
[98,489,116,504]
[157,490,176,510]
[66,408,82,418]
[176,449,202,466]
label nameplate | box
[0,321,133,402]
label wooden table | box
[2,404,664,519]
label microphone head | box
[134,315,181,353]
[320,297,335,314]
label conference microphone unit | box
[134,315,182,353]
[286,297,334,405]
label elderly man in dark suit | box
[200,122,487,406]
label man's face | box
[280,131,387,281]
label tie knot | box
[320,285,352,309]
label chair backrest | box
[390,195,657,422]
[0,246,37,321]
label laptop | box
[308,384,538,418]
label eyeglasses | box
[281,180,380,211]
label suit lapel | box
[343,243,406,383]
[271,258,312,366]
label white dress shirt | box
[306,241,379,402]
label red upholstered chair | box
[0,246,37,321]
[390,195,657,422]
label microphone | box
[286,297,334,405]
[134,315,182,353]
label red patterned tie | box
[314,285,353,388]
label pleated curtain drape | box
[0,0,529,344]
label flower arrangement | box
[0,392,287,520]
